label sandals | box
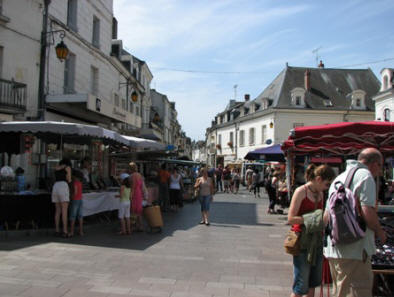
[62,232,71,238]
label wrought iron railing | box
[0,78,27,111]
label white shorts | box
[118,201,131,219]
[51,181,70,203]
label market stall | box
[282,121,394,193]
[282,121,394,295]
[0,121,139,229]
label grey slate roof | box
[267,66,380,110]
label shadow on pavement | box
[0,198,274,251]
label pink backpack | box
[328,167,366,246]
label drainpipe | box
[37,0,51,120]
[235,122,239,160]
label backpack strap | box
[344,167,359,189]
[344,167,364,220]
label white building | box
[373,68,393,122]
[44,0,143,131]
[207,64,380,167]
[0,0,42,121]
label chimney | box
[304,69,311,91]
[318,60,325,68]
[244,94,250,101]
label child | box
[69,169,84,236]
[118,176,132,235]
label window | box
[136,105,140,116]
[0,46,3,77]
[249,128,255,145]
[113,93,119,107]
[229,132,234,143]
[384,108,391,121]
[293,123,304,128]
[67,0,78,31]
[92,16,100,48]
[239,130,245,146]
[64,53,76,94]
[218,134,222,146]
[351,90,365,109]
[291,88,305,107]
[261,125,267,144]
[90,66,99,96]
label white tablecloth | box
[82,191,119,217]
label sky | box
[113,0,394,141]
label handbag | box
[284,230,301,256]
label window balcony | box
[0,78,27,114]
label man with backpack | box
[323,148,386,297]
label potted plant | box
[227,141,233,148]
[216,144,221,150]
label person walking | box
[252,168,261,198]
[158,163,170,211]
[215,164,223,192]
[222,166,231,193]
[51,158,72,238]
[129,162,145,232]
[288,164,335,297]
[323,148,387,297]
[194,167,214,225]
[169,167,184,212]
[69,169,84,237]
[265,169,277,214]
[245,166,254,191]
[232,168,240,194]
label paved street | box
[0,189,295,297]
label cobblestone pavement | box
[0,189,297,297]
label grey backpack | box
[328,167,366,245]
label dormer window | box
[351,90,366,109]
[383,75,389,90]
[290,88,305,107]
[261,98,269,110]
[323,99,333,107]
[244,107,249,115]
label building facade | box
[373,68,393,122]
[206,64,380,167]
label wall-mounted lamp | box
[54,39,69,61]
[269,121,274,128]
[131,91,138,102]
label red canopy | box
[282,121,394,156]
